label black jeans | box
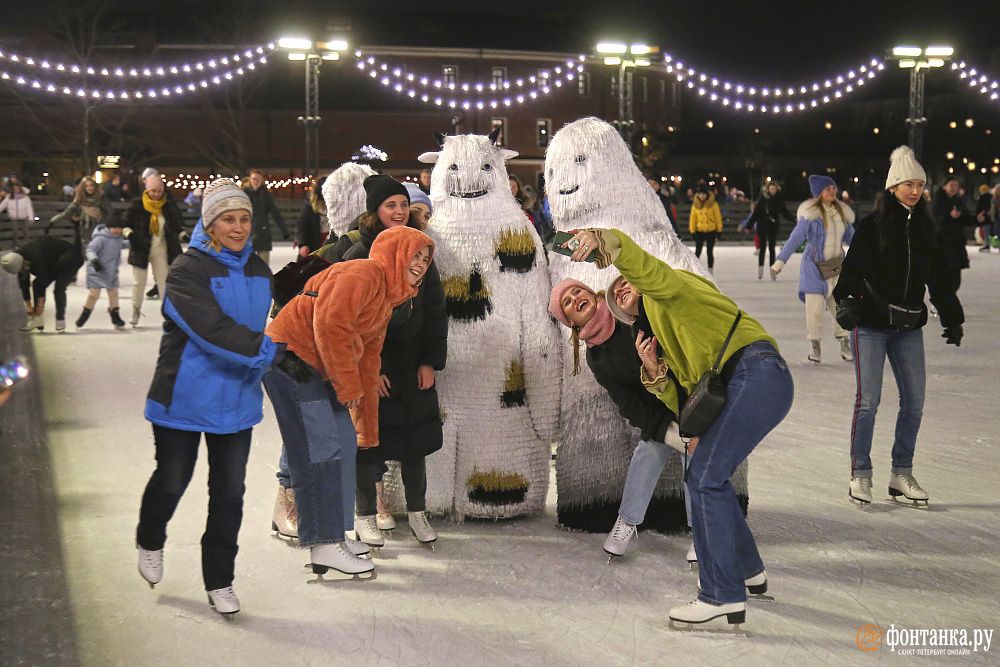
[757,227,777,267]
[355,457,427,516]
[137,425,252,591]
[693,231,717,269]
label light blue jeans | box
[618,439,691,529]
[849,326,925,478]
[262,365,356,546]
[689,341,794,605]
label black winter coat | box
[586,321,676,444]
[295,201,327,254]
[122,196,185,269]
[16,236,84,302]
[746,192,794,235]
[931,190,973,271]
[834,197,963,330]
[243,186,288,252]
[337,225,448,463]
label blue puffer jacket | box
[776,200,855,301]
[145,219,279,434]
[85,224,129,290]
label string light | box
[0,53,270,100]
[0,43,275,82]
[164,173,311,190]
[950,61,1000,102]
[354,49,586,109]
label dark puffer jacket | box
[243,185,288,252]
[834,196,963,330]
[122,195,185,269]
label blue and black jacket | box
[145,219,279,433]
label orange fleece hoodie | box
[266,226,435,448]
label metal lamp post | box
[596,42,655,146]
[279,37,348,178]
[892,46,953,162]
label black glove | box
[275,349,312,384]
[942,325,963,347]
[91,259,103,273]
[835,297,859,331]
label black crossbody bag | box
[678,311,742,437]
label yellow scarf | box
[142,191,166,236]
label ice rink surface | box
[27,243,1000,665]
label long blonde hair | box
[813,196,848,229]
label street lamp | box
[890,45,953,161]
[278,37,348,177]
[596,42,656,145]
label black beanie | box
[364,175,409,213]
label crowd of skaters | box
[0,132,988,627]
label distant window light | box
[610,74,618,98]
[492,67,506,89]
[536,118,552,148]
[443,65,457,88]
[578,71,590,96]
[491,117,507,146]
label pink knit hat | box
[549,277,595,326]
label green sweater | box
[607,228,778,414]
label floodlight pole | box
[297,53,322,178]
[906,64,927,162]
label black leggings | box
[757,227,777,267]
[355,457,427,515]
[693,231,718,269]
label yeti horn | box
[433,131,447,148]
[488,127,502,145]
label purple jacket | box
[776,200,855,301]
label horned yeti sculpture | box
[417,129,560,520]
[544,116,749,532]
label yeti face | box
[545,117,639,224]
[420,134,519,214]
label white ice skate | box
[686,542,697,569]
[697,571,773,602]
[354,515,385,550]
[668,600,749,635]
[839,337,853,362]
[344,535,371,556]
[271,486,297,540]
[55,319,66,333]
[137,545,163,588]
[887,474,929,508]
[19,315,44,332]
[808,340,821,363]
[407,511,437,548]
[207,586,240,619]
[603,516,637,563]
[309,543,376,581]
[849,476,872,510]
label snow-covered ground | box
[29,243,1000,665]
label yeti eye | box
[481,163,493,172]
[448,164,459,171]
[574,155,587,164]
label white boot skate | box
[603,515,637,562]
[343,534,371,556]
[757,265,764,280]
[207,586,240,618]
[354,515,385,548]
[271,486,298,539]
[130,307,142,327]
[55,319,66,332]
[698,571,773,601]
[668,600,747,634]
[808,340,821,363]
[686,542,697,569]
[310,543,376,580]
[839,337,853,362]
[849,476,873,509]
[137,545,163,588]
[408,511,437,547]
[20,315,44,332]
[375,481,396,530]
[888,474,929,507]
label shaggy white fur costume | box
[321,162,376,236]
[545,117,748,530]
[416,131,560,520]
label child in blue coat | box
[76,212,130,329]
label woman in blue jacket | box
[771,175,855,363]
[136,179,310,617]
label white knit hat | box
[201,178,251,230]
[885,146,926,190]
[141,167,160,182]
[1,251,23,274]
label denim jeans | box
[356,457,427,516]
[689,341,793,605]
[849,326,925,478]
[618,439,691,529]
[263,365,356,546]
[136,425,252,591]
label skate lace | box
[611,519,635,542]
[212,586,237,602]
[898,475,922,492]
[364,516,380,533]
[285,490,298,524]
[140,548,162,566]
[858,478,872,492]
[411,512,430,530]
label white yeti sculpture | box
[418,129,561,520]
[321,162,377,236]
[544,116,748,531]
